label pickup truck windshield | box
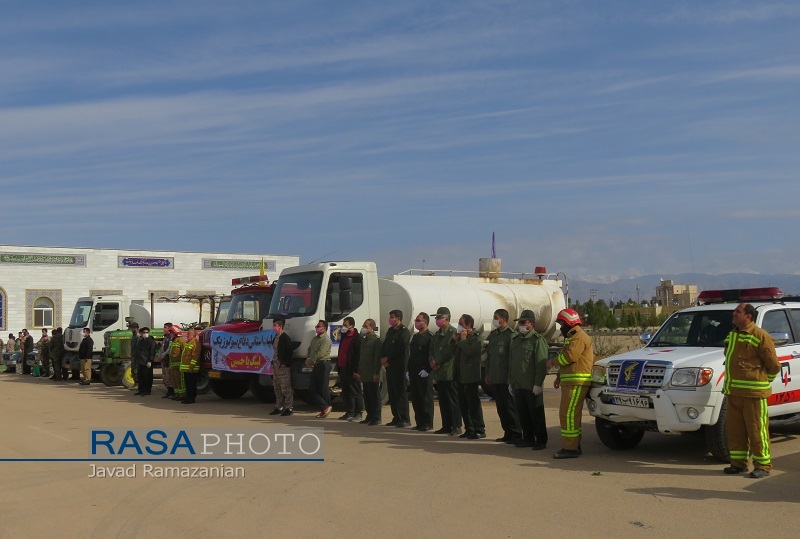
[268,271,322,319]
[69,301,94,328]
[648,310,733,347]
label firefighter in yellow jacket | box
[548,308,594,459]
[180,329,201,404]
[723,303,780,478]
[168,329,186,401]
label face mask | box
[435,318,446,328]
[315,327,325,335]
[272,326,280,333]
[491,319,500,329]
[341,326,350,334]
[360,327,369,336]
[518,325,530,335]
[141,332,149,338]
[456,324,465,333]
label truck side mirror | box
[769,331,790,346]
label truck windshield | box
[227,291,273,323]
[648,310,733,347]
[214,298,231,326]
[268,271,322,319]
[69,301,94,328]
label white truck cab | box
[587,287,800,460]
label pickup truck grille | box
[607,363,667,390]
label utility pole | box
[590,288,597,302]
[636,284,640,305]
[610,290,614,306]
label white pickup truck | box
[587,287,800,460]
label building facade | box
[0,245,299,333]
[651,278,698,307]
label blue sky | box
[2,1,799,281]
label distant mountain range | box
[568,273,800,304]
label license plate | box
[207,371,221,379]
[609,395,650,408]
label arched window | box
[33,297,55,328]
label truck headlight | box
[670,368,713,387]
[591,365,606,384]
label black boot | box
[162,388,175,399]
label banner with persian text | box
[210,330,275,374]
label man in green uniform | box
[357,319,384,425]
[509,310,549,450]
[455,314,485,439]
[307,320,333,418]
[431,307,462,436]
[485,309,522,443]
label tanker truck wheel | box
[120,362,137,390]
[100,363,122,386]
[250,377,277,403]
[196,372,211,395]
[210,379,250,399]
[594,417,645,450]
[704,398,729,462]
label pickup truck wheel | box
[210,379,249,399]
[250,378,277,403]
[100,363,122,386]
[594,417,645,450]
[704,398,729,462]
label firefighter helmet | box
[557,308,582,327]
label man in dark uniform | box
[337,317,364,421]
[408,312,434,431]
[135,327,157,396]
[49,328,65,381]
[381,309,411,427]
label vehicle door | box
[761,308,800,415]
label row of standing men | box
[271,306,594,459]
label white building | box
[0,245,299,334]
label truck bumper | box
[587,387,724,434]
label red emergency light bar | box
[697,287,783,305]
[231,275,270,286]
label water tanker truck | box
[259,259,567,397]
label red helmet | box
[557,308,582,327]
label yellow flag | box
[260,258,265,276]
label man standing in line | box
[270,317,295,417]
[159,323,175,399]
[485,309,522,444]
[136,327,157,396]
[381,310,411,427]
[21,329,34,376]
[78,328,93,386]
[455,314,485,439]
[430,307,462,436]
[49,328,65,381]
[307,320,333,418]
[549,309,594,459]
[722,303,780,478]
[337,317,364,421]
[180,329,201,404]
[408,312,434,431]
[357,319,384,426]
[509,310,549,450]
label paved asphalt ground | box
[1,372,798,538]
